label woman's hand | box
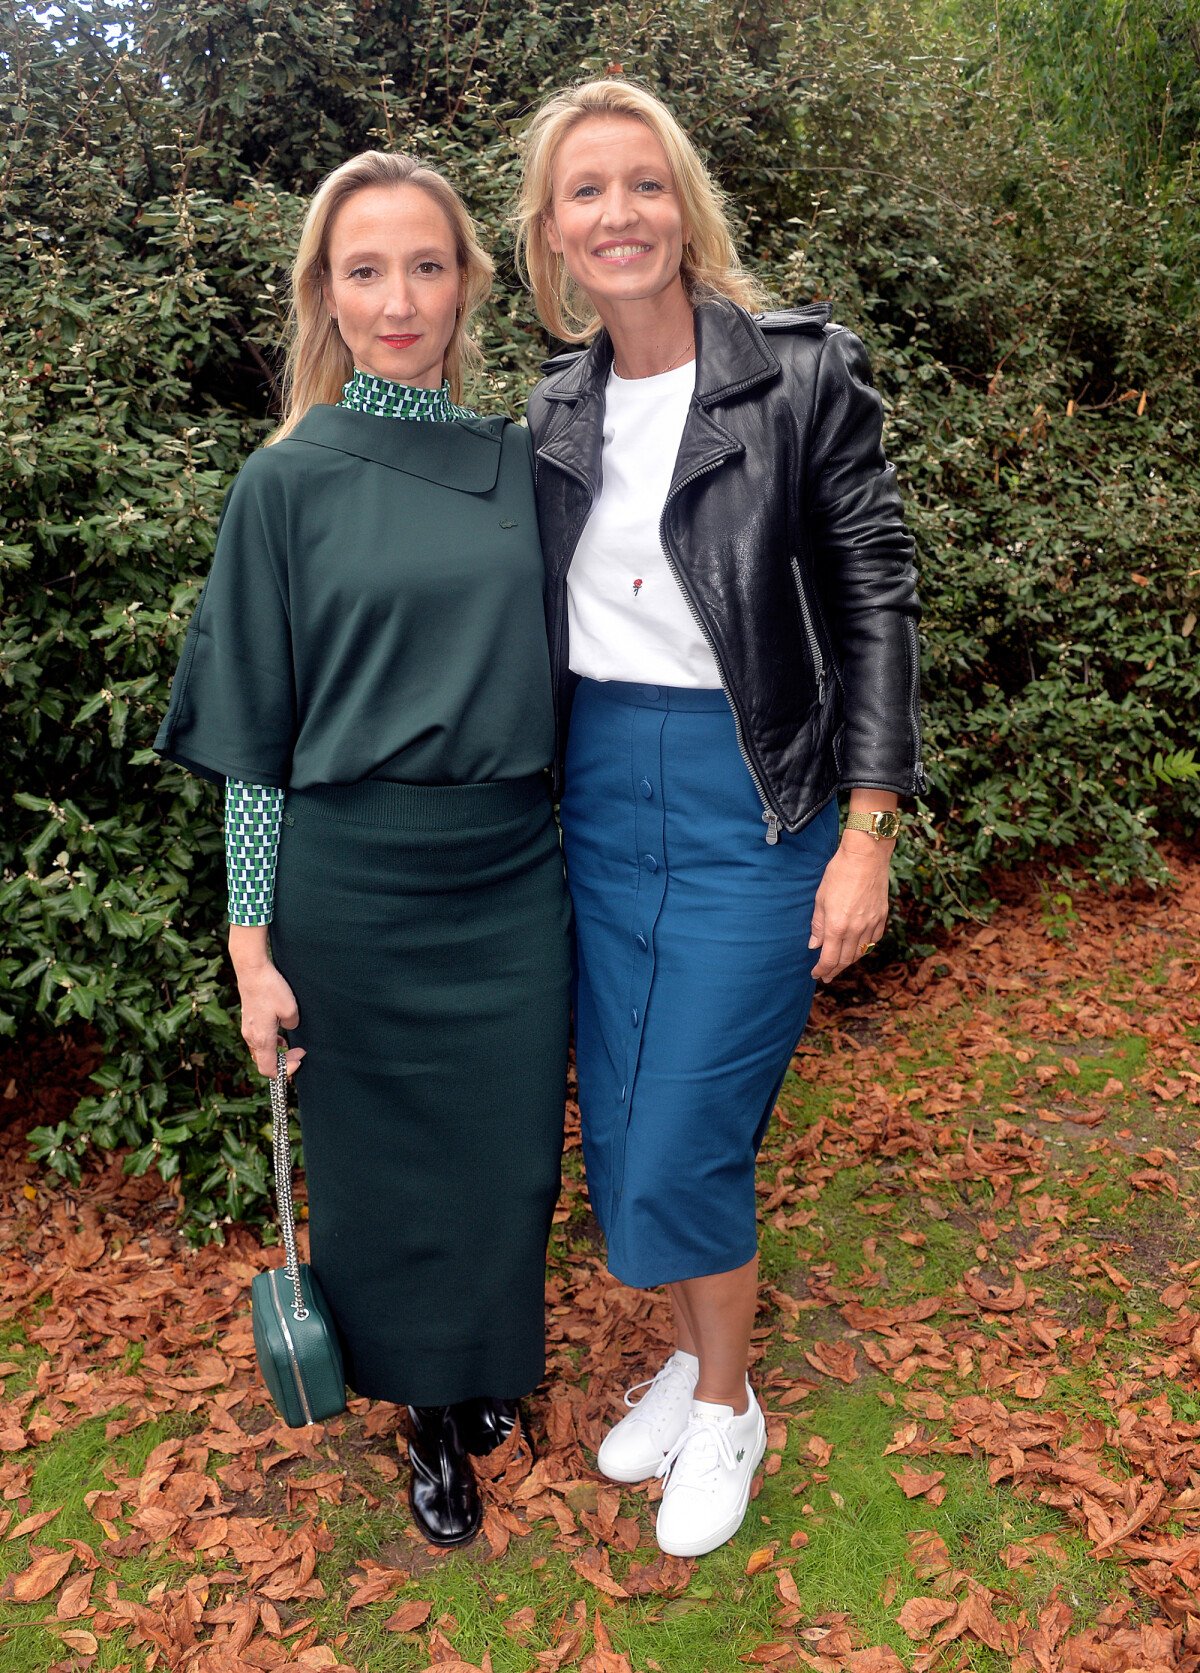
[228,925,306,1078]
[808,829,892,983]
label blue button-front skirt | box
[560,677,839,1289]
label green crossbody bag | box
[251,1052,347,1427]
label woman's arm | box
[225,779,304,1077]
[809,788,897,982]
[225,779,283,925]
[807,327,924,798]
[803,326,922,979]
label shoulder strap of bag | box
[270,1050,310,1322]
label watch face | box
[876,811,902,839]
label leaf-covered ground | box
[1,848,1198,1673]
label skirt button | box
[640,778,653,799]
[642,853,658,873]
[635,932,648,951]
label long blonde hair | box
[271,151,494,442]
[514,79,767,344]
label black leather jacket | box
[527,297,926,837]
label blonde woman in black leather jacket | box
[516,78,923,1558]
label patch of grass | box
[1079,1181,1194,1284]
[0,1316,49,1402]
[3,874,1195,1672]
[1160,1382,1200,1424]
[759,1156,974,1304]
[318,1387,1136,1673]
[875,1212,978,1298]
[778,1388,1128,1665]
[751,1392,1068,1661]
[0,1623,148,1673]
[0,1318,30,1352]
[293,1384,1121,1673]
[0,1410,200,1671]
[311,1510,798,1673]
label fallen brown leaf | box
[889,1466,946,1500]
[5,1506,63,1542]
[4,1547,74,1602]
[804,1341,859,1383]
[570,1548,629,1599]
[746,1543,778,1576]
[383,1599,432,1633]
[896,1596,956,1640]
[963,1270,1028,1312]
[57,1629,99,1653]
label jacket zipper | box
[658,463,786,844]
[790,556,827,708]
[905,614,924,790]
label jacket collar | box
[541,296,784,411]
[535,299,790,497]
[289,405,504,494]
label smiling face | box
[323,183,464,388]
[543,115,690,319]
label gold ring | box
[858,941,876,957]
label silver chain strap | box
[270,1050,309,1322]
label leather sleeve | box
[805,327,926,796]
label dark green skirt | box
[270,775,571,1405]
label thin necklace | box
[614,334,695,380]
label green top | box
[155,402,554,790]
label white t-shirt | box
[566,359,722,688]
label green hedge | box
[1,0,1197,1236]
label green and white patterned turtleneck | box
[224,373,475,926]
[338,370,474,423]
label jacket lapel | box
[669,405,743,490]
[690,296,780,406]
[534,334,612,499]
[533,298,789,505]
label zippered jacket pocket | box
[790,556,827,706]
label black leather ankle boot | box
[454,1396,533,1459]
[406,1404,481,1546]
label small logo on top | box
[632,578,643,596]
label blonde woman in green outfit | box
[157,151,571,1548]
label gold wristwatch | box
[844,809,902,841]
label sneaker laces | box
[655,1408,739,1484]
[621,1355,695,1430]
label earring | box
[329,314,337,323]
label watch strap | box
[844,809,902,840]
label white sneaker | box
[595,1350,700,1483]
[654,1383,767,1557]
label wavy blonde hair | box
[514,78,767,343]
[271,151,494,442]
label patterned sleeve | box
[225,779,284,926]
